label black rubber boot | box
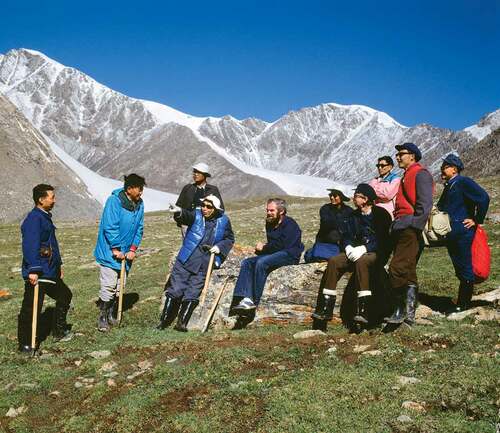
[97,299,111,332]
[174,300,199,332]
[385,287,407,324]
[404,285,418,326]
[457,280,474,311]
[311,291,336,321]
[156,295,182,330]
[107,297,119,326]
[17,314,34,353]
[52,304,72,341]
[353,293,371,324]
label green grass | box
[0,178,498,433]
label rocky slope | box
[461,127,500,177]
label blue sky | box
[1,0,499,129]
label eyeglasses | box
[353,193,368,200]
[201,203,214,209]
[376,163,391,168]
[395,151,411,158]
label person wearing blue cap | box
[385,143,434,327]
[437,154,490,314]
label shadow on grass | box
[418,292,491,314]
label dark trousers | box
[446,227,474,282]
[167,259,208,301]
[233,251,298,305]
[17,279,72,346]
[389,228,423,288]
[322,252,377,292]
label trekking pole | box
[199,252,216,307]
[117,259,126,326]
[202,277,230,333]
[31,282,39,356]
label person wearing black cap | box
[437,154,490,314]
[311,184,392,330]
[385,143,433,327]
[304,188,353,263]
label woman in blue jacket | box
[437,154,490,314]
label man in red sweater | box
[385,143,433,326]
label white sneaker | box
[234,297,256,311]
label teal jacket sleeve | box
[102,196,122,249]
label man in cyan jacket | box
[18,184,73,353]
[94,174,145,332]
[231,198,304,314]
[157,195,234,331]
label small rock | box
[5,406,27,418]
[402,401,426,412]
[415,318,434,326]
[277,365,286,371]
[353,344,371,353]
[107,379,117,387]
[397,415,413,423]
[127,371,144,380]
[138,360,153,370]
[415,305,435,319]
[472,288,500,303]
[326,346,337,354]
[99,361,117,373]
[74,381,84,388]
[49,391,61,398]
[256,378,264,383]
[475,309,500,322]
[363,350,382,356]
[19,383,37,389]
[89,350,111,359]
[74,360,83,366]
[447,307,483,321]
[398,376,421,386]
[293,330,326,339]
[10,267,22,274]
[3,382,14,391]
[165,358,178,364]
[339,338,346,343]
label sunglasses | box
[376,163,391,168]
[396,151,411,158]
[201,203,214,209]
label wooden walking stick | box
[31,282,39,356]
[199,252,216,307]
[202,277,230,333]
[117,259,126,326]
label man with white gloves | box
[311,184,392,330]
[157,195,234,332]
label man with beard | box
[157,195,234,332]
[18,184,73,353]
[231,198,304,314]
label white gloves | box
[346,245,367,262]
[167,203,181,213]
[209,245,220,254]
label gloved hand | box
[209,245,220,254]
[167,203,181,213]
[349,246,367,262]
[345,245,354,260]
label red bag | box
[471,225,491,283]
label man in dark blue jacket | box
[157,195,234,332]
[17,184,73,353]
[437,154,490,314]
[231,198,304,314]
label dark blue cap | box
[395,142,422,161]
[442,153,464,171]
[354,183,377,202]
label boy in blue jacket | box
[18,184,73,353]
[437,154,490,314]
[94,174,145,331]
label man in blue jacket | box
[94,174,145,331]
[157,195,234,332]
[437,154,490,314]
[18,184,73,353]
[231,198,304,314]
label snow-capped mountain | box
[1,48,499,207]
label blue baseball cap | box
[395,142,422,161]
[442,154,464,171]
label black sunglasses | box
[376,163,391,168]
[201,203,214,209]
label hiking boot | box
[404,285,418,326]
[385,287,407,324]
[156,294,182,330]
[174,300,199,332]
[18,344,35,355]
[232,297,256,314]
[52,304,72,341]
[354,291,371,324]
[97,299,111,332]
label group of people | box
[17,142,490,353]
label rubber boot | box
[156,295,182,330]
[107,296,119,326]
[52,304,72,341]
[97,299,111,332]
[17,313,34,353]
[385,287,407,324]
[174,300,199,332]
[311,290,336,320]
[457,280,474,311]
[354,292,371,324]
[404,285,418,326]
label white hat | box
[192,162,211,177]
[200,194,222,210]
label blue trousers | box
[446,225,474,282]
[167,259,207,301]
[233,251,298,305]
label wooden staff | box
[31,283,39,356]
[202,277,230,333]
[117,259,126,325]
[199,252,216,307]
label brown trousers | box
[322,252,377,292]
[389,228,422,288]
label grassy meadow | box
[0,177,498,433]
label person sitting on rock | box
[230,198,304,315]
[157,195,234,332]
[368,155,400,219]
[311,184,392,331]
[437,154,490,314]
[304,188,353,263]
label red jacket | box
[395,162,427,219]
